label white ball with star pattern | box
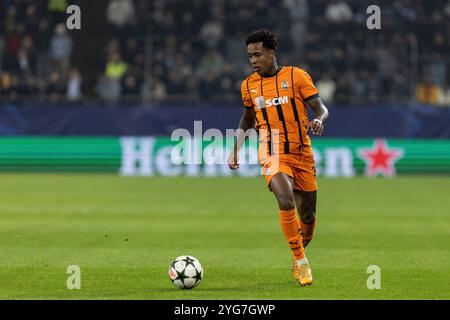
[168,255,203,289]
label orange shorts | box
[261,148,317,192]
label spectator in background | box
[105,52,127,80]
[123,37,139,66]
[122,73,140,100]
[367,77,382,104]
[105,38,121,57]
[215,63,238,103]
[445,0,450,18]
[165,69,186,96]
[36,18,51,52]
[197,49,225,100]
[389,70,410,104]
[19,72,39,97]
[98,52,128,102]
[325,0,353,23]
[438,84,450,106]
[334,76,352,105]
[46,70,65,102]
[15,47,36,74]
[106,0,136,28]
[199,70,216,101]
[199,18,224,49]
[67,68,82,101]
[353,70,371,104]
[427,33,448,86]
[283,0,309,51]
[5,23,21,62]
[19,35,37,73]
[0,72,13,96]
[2,73,20,101]
[49,23,73,80]
[47,0,68,13]
[172,54,194,82]
[96,76,122,103]
[375,46,397,99]
[179,11,195,36]
[316,73,336,105]
[142,76,168,104]
[24,3,40,35]
[416,75,441,105]
[197,49,225,80]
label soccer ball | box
[168,255,204,289]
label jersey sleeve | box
[297,68,319,102]
[240,79,254,109]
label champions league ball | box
[168,255,204,289]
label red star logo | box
[357,139,404,177]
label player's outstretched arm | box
[306,97,329,136]
[228,108,256,170]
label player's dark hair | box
[245,29,277,51]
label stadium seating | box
[0,0,449,106]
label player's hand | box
[227,152,240,170]
[307,119,324,135]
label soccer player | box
[228,30,329,287]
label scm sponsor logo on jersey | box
[266,96,288,107]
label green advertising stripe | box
[0,137,449,175]
[0,167,117,172]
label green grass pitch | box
[0,174,449,299]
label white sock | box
[297,257,309,267]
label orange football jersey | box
[240,66,319,162]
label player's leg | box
[269,171,296,210]
[269,172,305,259]
[286,159,317,286]
[269,172,312,286]
[294,190,317,248]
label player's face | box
[247,42,275,75]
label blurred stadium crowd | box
[0,0,449,106]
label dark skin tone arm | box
[228,107,256,170]
[306,97,329,136]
